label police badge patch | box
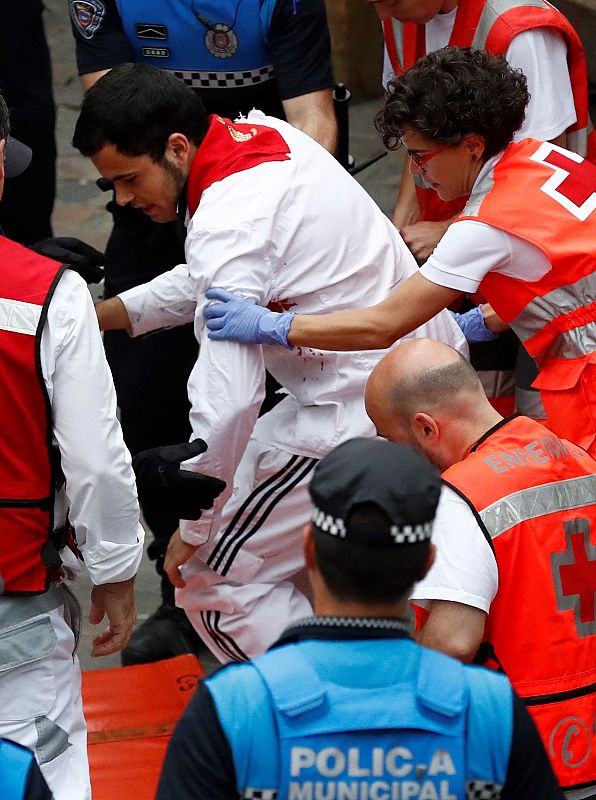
[194,11,239,60]
[204,24,239,59]
[70,0,105,40]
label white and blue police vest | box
[0,738,35,800]
[114,0,278,88]
[206,638,514,800]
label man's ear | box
[304,524,316,570]
[464,132,486,162]
[412,412,439,445]
[167,133,192,167]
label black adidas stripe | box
[220,457,317,577]
[209,454,312,572]
[201,609,247,662]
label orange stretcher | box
[81,654,205,799]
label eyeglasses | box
[408,144,450,172]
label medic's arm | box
[206,271,461,351]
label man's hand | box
[29,237,105,283]
[164,530,199,588]
[89,578,136,657]
[133,439,226,521]
[401,220,451,263]
[204,288,294,348]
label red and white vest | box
[443,414,596,792]
[0,237,65,594]
[461,137,596,371]
[383,0,596,221]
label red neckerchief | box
[187,115,291,216]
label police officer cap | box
[309,438,441,546]
[4,136,32,179]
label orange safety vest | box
[0,237,66,594]
[443,414,596,792]
[382,0,596,222]
[459,137,596,451]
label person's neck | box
[187,143,198,172]
[313,594,409,620]
[439,0,458,13]
[457,410,505,461]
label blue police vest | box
[114,0,277,87]
[206,637,514,799]
[0,738,35,800]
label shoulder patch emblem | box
[70,0,106,40]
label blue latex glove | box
[451,306,498,344]
[204,287,295,349]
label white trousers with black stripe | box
[176,439,318,663]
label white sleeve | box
[421,216,552,292]
[506,28,576,143]
[420,219,513,293]
[118,263,196,336]
[409,486,498,612]
[42,270,144,585]
[178,224,271,546]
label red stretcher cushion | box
[81,655,205,799]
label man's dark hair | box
[73,63,210,161]
[312,503,430,605]
[375,46,529,160]
[0,94,9,142]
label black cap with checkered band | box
[309,438,441,547]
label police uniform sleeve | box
[268,0,334,99]
[156,682,238,800]
[70,0,134,76]
[502,694,564,799]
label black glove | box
[29,237,105,284]
[132,439,226,521]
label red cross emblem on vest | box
[551,518,596,638]
[530,142,596,221]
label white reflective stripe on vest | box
[472,0,553,50]
[480,473,596,539]
[463,166,496,218]
[471,0,591,158]
[510,272,596,359]
[0,297,41,336]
